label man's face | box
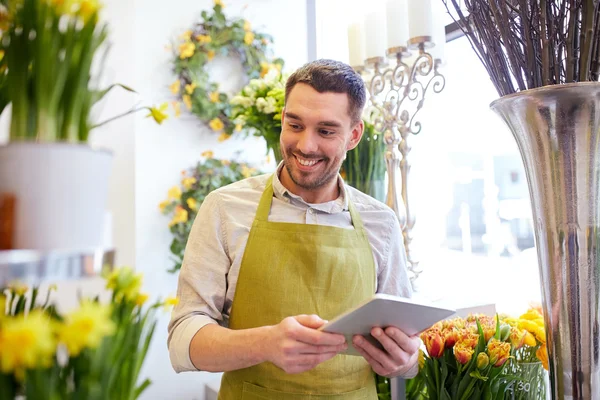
[280,83,363,194]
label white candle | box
[364,10,387,59]
[386,0,409,49]
[348,21,367,67]
[430,6,447,64]
[408,0,434,41]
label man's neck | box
[278,168,340,204]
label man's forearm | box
[189,324,273,372]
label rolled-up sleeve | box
[167,191,230,373]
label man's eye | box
[289,123,302,130]
[319,129,335,135]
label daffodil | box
[209,118,225,132]
[179,42,195,59]
[209,91,220,103]
[179,29,192,41]
[185,83,197,95]
[170,80,181,95]
[183,94,192,110]
[104,266,143,302]
[135,293,149,307]
[168,186,182,200]
[186,198,198,210]
[235,123,243,132]
[0,311,56,374]
[163,296,179,311]
[57,300,115,357]
[244,31,255,45]
[218,133,231,142]
[214,0,224,8]
[182,177,197,190]
[146,103,169,125]
[78,0,101,24]
[201,150,214,158]
[8,281,28,296]
[207,50,216,61]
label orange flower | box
[536,345,549,370]
[444,328,461,348]
[509,328,527,350]
[454,342,474,365]
[487,338,511,367]
[458,329,479,348]
[421,329,445,358]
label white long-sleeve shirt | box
[168,167,413,373]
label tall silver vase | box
[491,82,600,400]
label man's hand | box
[265,314,348,374]
[352,327,420,377]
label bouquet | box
[0,267,177,400]
[0,0,166,143]
[159,152,261,272]
[230,67,287,162]
[418,314,525,399]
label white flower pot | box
[0,143,112,250]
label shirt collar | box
[272,162,349,213]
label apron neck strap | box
[255,173,365,230]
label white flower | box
[230,95,254,107]
[244,86,256,99]
[249,79,266,91]
[262,97,277,114]
[263,68,280,83]
[255,97,268,113]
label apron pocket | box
[241,381,372,400]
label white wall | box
[133,1,307,399]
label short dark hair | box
[285,59,366,124]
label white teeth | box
[297,157,318,166]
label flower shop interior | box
[4,0,596,399]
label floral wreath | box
[169,0,283,139]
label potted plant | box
[0,0,166,251]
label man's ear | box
[346,120,364,151]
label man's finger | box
[385,327,421,354]
[294,342,348,354]
[295,325,346,346]
[294,314,327,329]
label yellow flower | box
[0,50,4,62]
[487,338,511,367]
[209,91,220,103]
[244,31,255,45]
[454,342,474,365]
[524,331,537,347]
[187,198,198,210]
[195,34,212,44]
[169,80,180,95]
[8,281,28,296]
[179,29,192,41]
[57,301,115,357]
[183,94,192,110]
[0,311,55,374]
[169,206,188,227]
[104,267,143,302]
[146,103,169,125]
[476,352,489,369]
[179,42,195,59]
[185,83,197,95]
[201,150,214,158]
[182,177,197,190]
[235,123,243,132]
[218,133,231,142]
[135,293,149,307]
[221,159,231,166]
[78,0,101,24]
[171,101,181,117]
[243,20,251,31]
[418,349,425,369]
[207,50,216,61]
[168,186,182,200]
[164,296,179,310]
[214,0,224,7]
[209,118,225,132]
[536,345,549,370]
[159,200,170,212]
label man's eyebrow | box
[285,112,342,128]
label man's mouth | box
[294,154,323,170]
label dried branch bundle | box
[443,0,600,96]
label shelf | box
[0,248,115,286]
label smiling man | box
[168,59,418,399]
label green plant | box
[0,267,176,400]
[159,153,262,273]
[342,120,386,202]
[169,0,283,138]
[0,0,165,143]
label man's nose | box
[296,131,318,154]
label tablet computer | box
[319,294,455,356]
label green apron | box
[218,175,377,399]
